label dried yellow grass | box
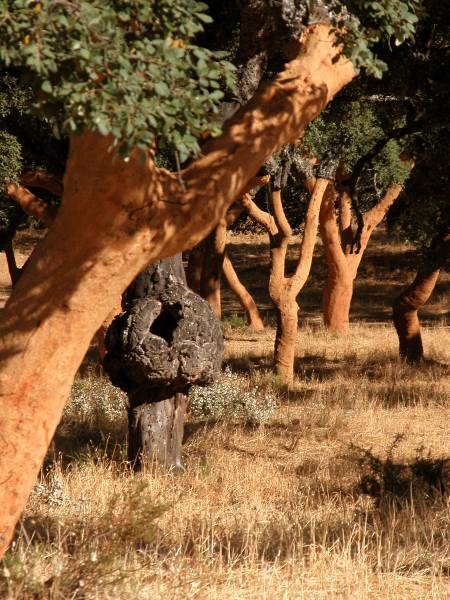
[2,322,449,599]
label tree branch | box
[6,184,57,226]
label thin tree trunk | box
[222,253,264,331]
[200,220,227,317]
[393,226,450,362]
[270,179,330,384]
[3,239,21,285]
[0,23,356,556]
[186,246,204,294]
[6,184,57,226]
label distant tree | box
[0,74,64,281]
[299,97,413,332]
[385,0,450,361]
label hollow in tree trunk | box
[393,226,450,362]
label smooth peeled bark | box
[269,179,330,385]
[6,183,57,226]
[128,392,187,471]
[320,183,406,332]
[322,271,354,332]
[222,253,264,331]
[393,227,450,362]
[0,23,356,556]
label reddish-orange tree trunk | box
[2,239,21,285]
[393,226,450,362]
[320,182,407,332]
[0,23,355,555]
[222,253,265,331]
[199,220,227,317]
[269,180,331,384]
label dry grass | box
[1,228,449,598]
[2,323,449,600]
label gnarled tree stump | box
[104,254,223,470]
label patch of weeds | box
[1,481,167,598]
[350,434,450,506]
[61,374,128,437]
[223,311,247,329]
[189,367,277,426]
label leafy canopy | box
[0,1,235,160]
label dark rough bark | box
[104,254,223,469]
[128,391,187,471]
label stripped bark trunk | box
[269,179,331,384]
[0,23,356,556]
[393,226,450,362]
[222,253,265,331]
[6,183,58,226]
[320,182,407,332]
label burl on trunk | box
[104,255,223,470]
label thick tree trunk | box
[222,253,264,331]
[273,291,299,383]
[0,23,356,556]
[323,272,354,332]
[393,226,450,362]
[128,392,187,471]
[320,182,406,332]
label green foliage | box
[335,0,422,78]
[301,99,411,209]
[0,1,235,160]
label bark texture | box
[320,182,406,332]
[0,23,355,556]
[269,179,331,384]
[393,226,450,362]
[104,255,222,469]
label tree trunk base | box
[128,392,187,471]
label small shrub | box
[350,434,450,506]
[189,367,277,425]
[62,375,128,436]
[223,312,247,329]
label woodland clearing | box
[0,228,449,600]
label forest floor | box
[0,228,449,599]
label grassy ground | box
[0,230,449,599]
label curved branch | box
[21,171,63,196]
[6,183,57,226]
